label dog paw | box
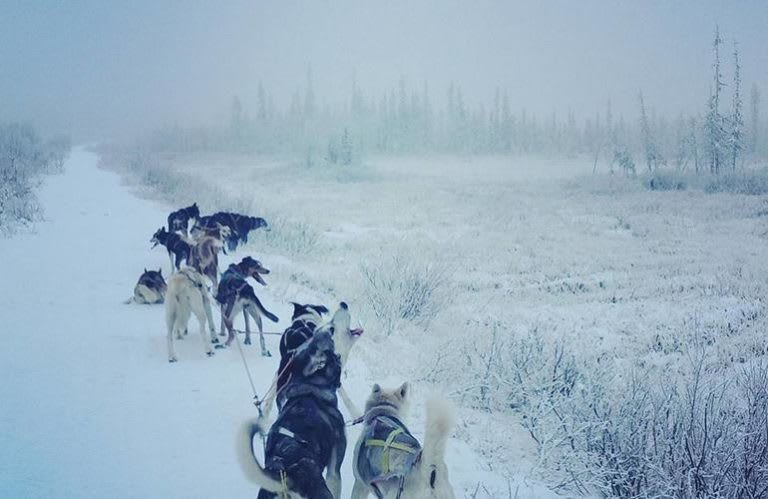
[262,350,272,357]
[211,337,219,344]
[206,351,215,357]
[214,344,225,350]
[244,338,251,345]
[168,357,178,363]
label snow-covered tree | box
[729,42,744,170]
[705,26,726,174]
[639,91,660,172]
[751,83,761,155]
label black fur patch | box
[194,212,268,252]
[290,302,329,320]
[167,203,199,234]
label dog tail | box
[251,295,279,323]
[236,418,284,492]
[421,395,456,486]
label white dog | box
[351,383,456,499]
[165,266,218,362]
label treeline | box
[140,35,766,170]
[0,123,71,233]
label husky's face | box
[365,382,409,415]
[250,216,269,232]
[188,202,200,219]
[239,257,270,285]
[150,227,166,248]
[300,329,338,377]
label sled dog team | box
[128,203,456,498]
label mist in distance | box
[1,0,766,143]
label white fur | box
[165,267,217,362]
[133,283,163,304]
[351,388,457,499]
[236,418,307,497]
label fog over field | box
[2,1,767,141]
[3,2,768,498]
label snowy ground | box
[94,147,768,496]
[0,149,548,498]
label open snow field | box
[99,148,768,495]
[0,149,546,498]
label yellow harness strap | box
[365,427,419,475]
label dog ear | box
[372,383,381,393]
[144,268,147,273]
[158,268,162,275]
[310,305,329,315]
[398,382,409,400]
[291,302,304,319]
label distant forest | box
[141,30,765,174]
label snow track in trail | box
[0,148,555,498]
[0,148,290,498]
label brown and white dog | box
[351,384,456,499]
[188,224,230,288]
[165,267,218,362]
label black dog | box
[193,212,268,252]
[215,257,279,356]
[151,227,191,272]
[167,203,199,235]
[238,329,346,499]
[276,302,330,406]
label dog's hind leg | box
[192,295,214,358]
[246,306,271,357]
[201,291,218,345]
[326,444,345,499]
[166,302,178,362]
[243,311,252,345]
[219,310,227,337]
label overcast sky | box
[1,0,766,140]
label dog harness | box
[358,415,422,497]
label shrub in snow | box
[360,252,450,335]
[645,171,688,191]
[704,169,768,195]
[0,123,69,234]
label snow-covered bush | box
[704,169,768,195]
[429,317,768,498]
[361,251,450,335]
[645,171,688,191]
[0,123,69,233]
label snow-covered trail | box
[0,148,558,499]
[0,149,293,498]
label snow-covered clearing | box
[0,149,547,498]
[97,146,768,496]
